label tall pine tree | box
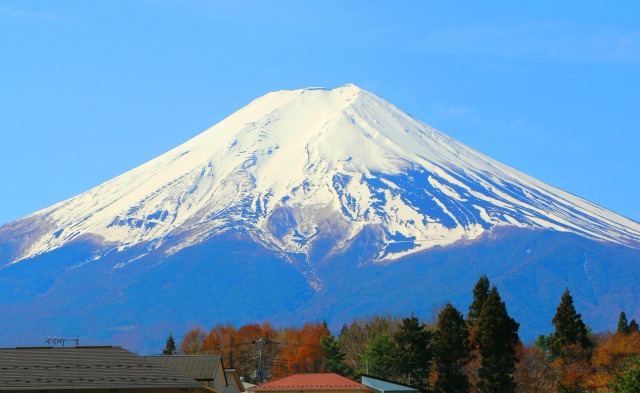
[321,332,353,377]
[468,275,490,328]
[467,275,491,390]
[475,286,520,393]
[391,314,432,389]
[629,319,640,333]
[549,288,592,359]
[432,303,471,393]
[618,311,630,334]
[549,289,593,393]
[162,332,177,355]
[363,332,395,379]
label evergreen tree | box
[617,311,630,334]
[475,286,520,393]
[338,316,399,375]
[629,319,640,333]
[432,303,471,393]
[163,332,177,355]
[549,289,592,359]
[468,275,490,328]
[362,332,395,379]
[391,314,432,389]
[534,334,552,352]
[321,333,353,377]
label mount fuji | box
[1,84,639,352]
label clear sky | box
[1,1,639,226]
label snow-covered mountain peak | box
[4,85,640,265]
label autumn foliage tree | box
[202,323,238,366]
[233,322,279,382]
[180,326,207,354]
[181,322,279,382]
[275,322,330,376]
[515,344,557,393]
[184,321,331,382]
[585,330,640,390]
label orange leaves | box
[549,332,640,392]
[203,323,236,353]
[554,354,592,392]
[288,322,330,374]
[514,345,557,393]
[586,331,640,390]
[180,326,207,354]
[180,321,329,382]
[592,331,640,371]
[202,323,238,367]
[272,322,330,378]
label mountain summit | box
[1,84,639,351]
[5,84,638,267]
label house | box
[224,368,247,393]
[145,354,228,392]
[0,346,215,392]
[360,374,421,393]
[248,373,376,393]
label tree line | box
[165,320,332,383]
[164,275,640,392]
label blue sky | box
[1,1,639,225]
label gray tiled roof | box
[0,346,207,391]
[145,355,223,381]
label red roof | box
[250,373,370,391]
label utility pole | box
[254,338,272,384]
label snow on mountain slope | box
[3,84,640,266]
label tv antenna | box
[45,337,79,347]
